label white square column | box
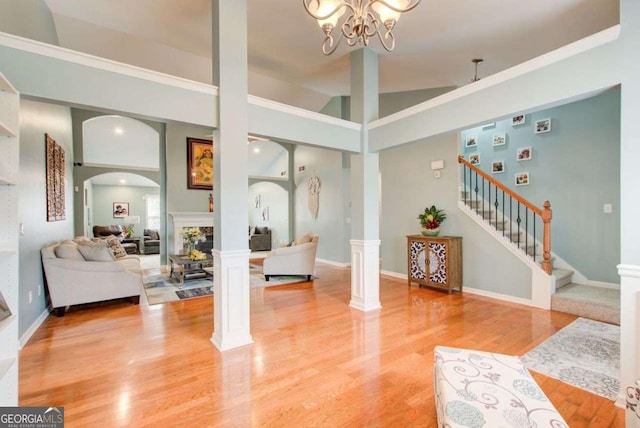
[210,0,252,350]
[349,239,381,311]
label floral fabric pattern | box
[434,346,568,428]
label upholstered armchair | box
[143,228,160,255]
[249,226,272,252]
[262,233,319,281]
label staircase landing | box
[551,283,620,325]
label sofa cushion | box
[144,228,160,240]
[54,243,85,260]
[255,226,269,235]
[78,245,116,262]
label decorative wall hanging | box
[307,175,321,219]
[535,118,552,134]
[187,137,214,190]
[45,133,65,222]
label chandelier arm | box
[322,32,343,55]
[377,28,395,52]
[363,12,380,37]
[302,0,354,22]
[368,0,421,14]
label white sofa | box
[41,239,143,316]
[263,233,319,281]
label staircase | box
[458,156,620,323]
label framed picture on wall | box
[535,118,552,134]
[492,132,506,146]
[517,146,532,161]
[469,153,480,165]
[113,202,129,218]
[187,137,214,190]
[465,135,478,148]
[512,114,526,126]
[515,172,530,186]
[492,161,505,174]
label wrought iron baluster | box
[502,191,505,237]
[516,202,521,248]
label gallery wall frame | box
[512,114,526,126]
[465,135,477,148]
[187,137,214,190]
[492,161,505,174]
[535,118,552,134]
[517,146,532,161]
[515,172,530,186]
[492,132,506,146]
[113,202,129,218]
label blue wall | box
[461,90,620,284]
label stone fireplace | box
[168,212,214,255]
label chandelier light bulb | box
[303,0,421,55]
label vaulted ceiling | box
[42,0,618,110]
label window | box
[145,195,160,230]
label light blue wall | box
[460,90,620,283]
[91,185,159,235]
[294,145,350,263]
[248,182,289,247]
[18,99,74,337]
[379,132,533,299]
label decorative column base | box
[349,239,382,312]
[211,249,253,351]
[615,264,640,428]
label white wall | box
[18,99,74,337]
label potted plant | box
[418,205,446,236]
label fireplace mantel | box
[169,212,213,254]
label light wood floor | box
[20,263,624,427]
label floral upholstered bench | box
[433,346,568,428]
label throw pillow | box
[249,226,256,236]
[78,245,116,262]
[105,235,128,259]
[295,232,313,245]
[54,243,85,260]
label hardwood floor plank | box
[19,263,624,426]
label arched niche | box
[248,140,289,179]
[248,182,289,247]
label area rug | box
[143,268,212,305]
[521,317,620,400]
[249,263,315,288]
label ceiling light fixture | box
[114,127,124,135]
[470,58,484,83]
[303,0,421,55]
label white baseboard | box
[463,287,536,308]
[380,270,407,281]
[586,280,620,290]
[316,258,350,268]
[19,308,50,349]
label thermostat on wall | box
[431,160,444,170]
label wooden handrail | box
[458,155,553,274]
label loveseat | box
[263,232,319,281]
[249,226,272,252]
[41,238,143,316]
[143,228,160,254]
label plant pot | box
[421,228,440,236]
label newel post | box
[541,201,552,274]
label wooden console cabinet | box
[406,235,463,293]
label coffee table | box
[168,254,213,287]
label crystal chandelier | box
[303,0,421,55]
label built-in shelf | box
[0,76,17,95]
[0,315,15,336]
[0,358,16,380]
[0,177,16,186]
[0,121,16,138]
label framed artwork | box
[515,172,530,186]
[512,114,526,126]
[469,153,480,165]
[517,146,532,161]
[492,132,506,146]
[535,118,552,134]
[113,202,129,218]
[491,161,505,174]
[465,135,477,148]
[187,137,214,190]
[45,134,65,222]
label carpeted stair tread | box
[551,283,620,325]
[552,268,573,288]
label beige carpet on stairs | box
[551,284,620,325]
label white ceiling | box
[42,0,619,101]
